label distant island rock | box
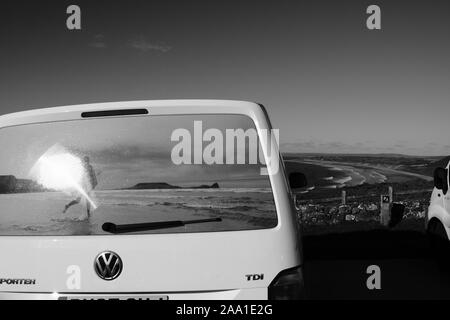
[125,182,220,190]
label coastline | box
[286,158,433,191]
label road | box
[302,230,450,299]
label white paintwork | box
[427,160,450,240]
[0,100,302,300]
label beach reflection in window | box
[0,115,277,235]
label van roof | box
[0,100,258,118]
[0,100,266,128]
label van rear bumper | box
[0,288,267,300]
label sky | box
[0,0,449,156]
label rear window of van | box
[0,114,277,235]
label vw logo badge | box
[94,251,123,280]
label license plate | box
[58,294,169,300]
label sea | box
[0,188,277,236]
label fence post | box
[342,190,347,206]
[380,186,393,226]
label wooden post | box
[380,186,393,226]
[342,190,347,205]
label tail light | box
[268,266,305,300]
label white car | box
[0,100,306,300]
[427,161,450,257]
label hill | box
[430,155,450,169]
[419,155,450,176]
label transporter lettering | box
[0,278,36,285]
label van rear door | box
[0,108,299,298]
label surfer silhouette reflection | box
[62,156,98,220]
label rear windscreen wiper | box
[102,218,222,234]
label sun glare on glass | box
[36,153,83,190]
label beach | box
[285,158,433,191]
[0,189,276,236]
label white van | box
[427,161,450,254]
[0,100,306,300]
